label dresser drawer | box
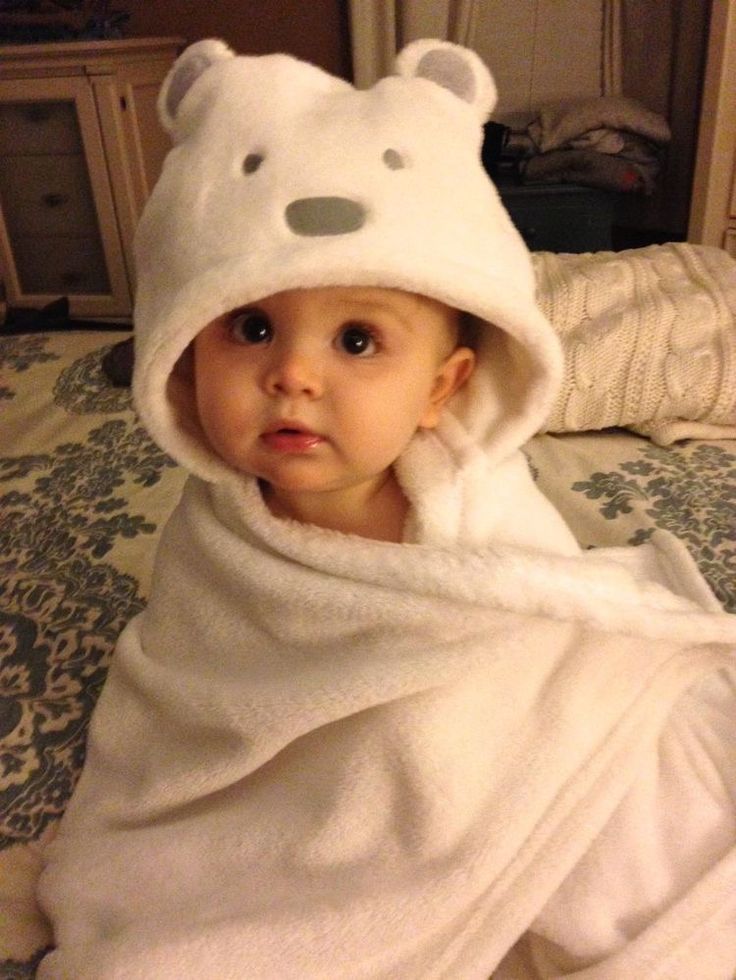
[0,39,181,317]
[0,99,83,155]
[12,234,111,295]
[499,183,615,252]
[0,153,100,237]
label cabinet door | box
[90,57,175,292]
[0,75,131,317]
[688,0,736,249]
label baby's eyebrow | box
[338,298,416,329]
[227,303,266,316]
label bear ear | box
[394,39,496,121]
[158,38,235,134]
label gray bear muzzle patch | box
[285,197,366,236]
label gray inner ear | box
[166,53,216,121]
[416,49,476,104]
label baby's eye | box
[229,310,273,345]
[338,323,378,357]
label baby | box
[37,38,735,979]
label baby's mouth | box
[261,424,325,453]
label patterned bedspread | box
[1,331,734,976]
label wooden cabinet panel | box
[688,0,736,252]
[12,234,110,295]
[0,99,82,155]
[0,153,100,238]
[90,56,180,289]
[0,73,131,316]
[0,38,182,320]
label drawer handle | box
[41,193,68,208]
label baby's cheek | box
[369,403,426,456]
[196,383,239,449]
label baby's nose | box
[264,348,323,398]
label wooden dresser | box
[0,37,183,319]
[688,0,736,257]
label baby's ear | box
[420,346,476,430]
[394,39,496,122]
[158,38,235,135]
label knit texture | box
[539,243,736,444]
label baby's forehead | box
[260,285,458,324]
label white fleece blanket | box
[38,460,736,979]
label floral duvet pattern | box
[529,436,735,613]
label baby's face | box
[193,286,474,501]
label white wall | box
[349,0,613,128]
[473,0,605,126]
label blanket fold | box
[526,95,670,194]
[38,475,736,979]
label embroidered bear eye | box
[243,153,264,175]
[382,148,406,170]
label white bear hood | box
[133,39,562,482]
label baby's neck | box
[261,471,408,542]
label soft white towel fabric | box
[38,464,736,979]
[37,39,736,979]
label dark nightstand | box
[497,181,616,253]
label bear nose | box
[285,196,366,236]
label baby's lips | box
[260,428,325,453]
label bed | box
[1,243,735,976]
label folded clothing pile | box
[523,95,671,193]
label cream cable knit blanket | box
[539,243,736,444]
